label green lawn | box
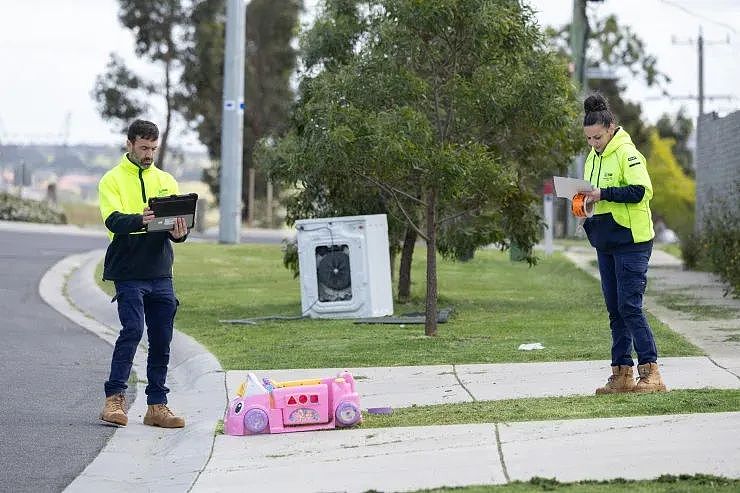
[98,242,702,370]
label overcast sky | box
[1,0,738,148]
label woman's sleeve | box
[601,148,653,204]
[622,149,652,200]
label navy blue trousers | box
[104,278,178,405]
[596,242,658,366]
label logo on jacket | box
[158,188,170,196]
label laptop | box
[146,193,199,232]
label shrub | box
[0,192,67,224]
[702,205,740,296]
[690,188,740,296]
[679,232,703,270]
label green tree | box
[547,14,669,149]
[259,0,413,300]
[260,0,582,336]
[179,0,301,223]
[587,15,669,88]
[91,0,188,169]
[655,108,694,177]
[646,131,695,240]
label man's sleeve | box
[98,176,144,234]
[166,177,188,243]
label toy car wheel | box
[243,408,269,433]
[335,401,361,427]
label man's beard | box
[129,153,152,168]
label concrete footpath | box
[30,224,739,492]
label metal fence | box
[695,110,740,230]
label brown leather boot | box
[100,394,128,426]
[595,365,636,394]
[143,404,185,428]
[634,362,667,393]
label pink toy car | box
[224,370,362,435]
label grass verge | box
[97,243,702,370]
[411,474,740,492]
[655,292,739,321]
[213,390,740,435]
[656,243,681,259]
[360,389,740,428]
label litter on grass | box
[518,342,545,351]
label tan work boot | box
[100,394,128,426]
[143,404,185,428]
[634,362,667,393]
[595,365,636,394]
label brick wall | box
[695,110,740,230]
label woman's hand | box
[583,188,601,203]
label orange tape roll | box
[571,192,594,218]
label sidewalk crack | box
[706,356,740,381]
[451,364,476,402]
[494,423,511,483]
[187,371,227,492]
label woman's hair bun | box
[584,94,608,113]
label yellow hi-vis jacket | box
[98,154,183,280]
[582,127,655,251]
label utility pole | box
[566,0,590,237]
[698,28,704,116]
[570,0,588,91]
[670,28,732,118]
[219,0,247,244]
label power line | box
[659,0,737,34]
[671,27,732,116]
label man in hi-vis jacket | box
[98,119,188,428]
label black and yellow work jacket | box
[98,154,186,281]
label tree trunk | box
[159,55,173,170]
[424,187,438,337]
[398,225,417,303]
[247,167,256,226]
[389,247,396,284]
[266,180,273,226]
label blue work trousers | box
[104,278,178,405]
[596,242,658,366]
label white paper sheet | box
[552,176,594,200]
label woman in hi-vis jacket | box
[580,93,667,395]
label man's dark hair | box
[127,120,159,142]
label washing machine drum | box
[316,250,351,290]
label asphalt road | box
[0,229,118,492]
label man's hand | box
[170,217,188,239]
[142,206,155,225]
